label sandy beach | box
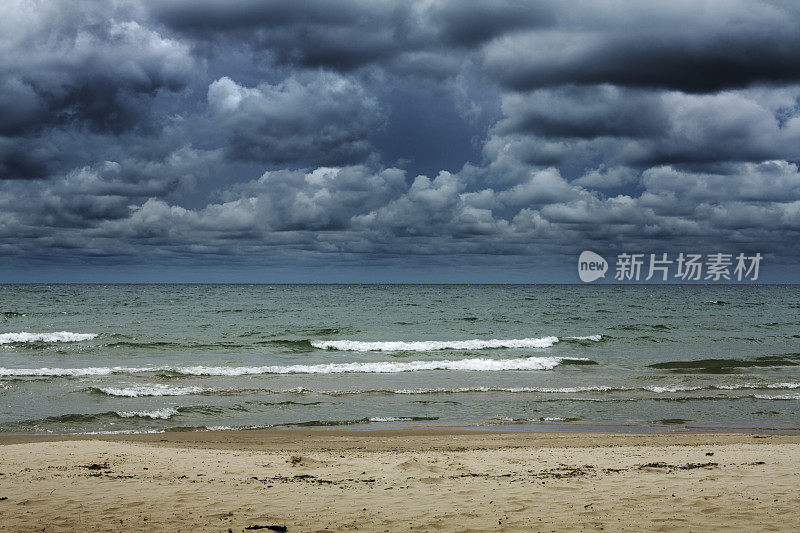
[0,430,798,532]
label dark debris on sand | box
[638,462,718,470]
[80,462,110,470]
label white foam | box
[115,407,179,419]
[645,385,703,393]
[0,356,585,377]
[766,382,800,389]
[369,417,412,422]
[0,366,151,377]
[715,383,757,390]
[566,335,603,341]
[394,385,617,394]
[97,385,204,397]
[310,336,560,351]
[0,331,97,344]
[170,356,577,375]
[714,383,800,390]
[649,383,800,393]
[753,394,800,400]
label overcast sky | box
[2,0,800,282]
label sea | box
[0,284,798,434]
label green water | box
[0,284,798,433]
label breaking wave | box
[86,381,800,398]
[310,336,562,351]
[115,408,179,420]
[0,331,98,345]
[649,354,800,372]
[753,393,800,400]
[285,416,438,427]
[0,366,152,377]
[564,335,603,342]
[0,356,591,377]
[91,385,205,397]
[164,356,587,375]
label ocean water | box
[0,284,798,434]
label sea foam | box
[0,331,98,344]
[167,356,579,375]
[566,335,603,342]
[0,366,151,377]
[311,336,560,351]
[753,393,800,400]
[96,385,204,397]
[0,356,585,377]
[115,407,179,419]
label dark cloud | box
[0,16,195,136]
[154,0,372,33]
[207,74,383,167]
[497,86,668,139]
[153,0,414,71]
[0,140,51,180]
[483,2,800,93]
[487,88,800,168]
[1,0,800,279]
[154,0,800,94]
[424,0,556,47]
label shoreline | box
[2,418,799,445]
[3,426,799,448]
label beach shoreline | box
[1,430,798,531]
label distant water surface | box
[0,284,798,433]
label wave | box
[644,385,703,393]
[310,336,561,351]
[0,356,591,377]
[285,416,438,427]
[243,400,323,407]
[103,340,183,349]
[753,394,800,400]
[716,382,800,390]
[564,335,604,342]
[611,324,672,332]
[393,385,616,394]
[82,381,800,398]
[115,408,178,420]
[490,416,581,424]
[331,382,800,395]
[0,331,98,345]
[104,340,247,350]
[265,339,315,351]
[91,385,205,397]
[8,408,180,426]
[649,355,800,372]
[0,366,152,377]
[166,356,587,375]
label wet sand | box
[0,430,798,531]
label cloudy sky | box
[2,0,800,282]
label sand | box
[0,430,798,532]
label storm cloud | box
[1,0,800,281]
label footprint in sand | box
[397,458,443,474]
